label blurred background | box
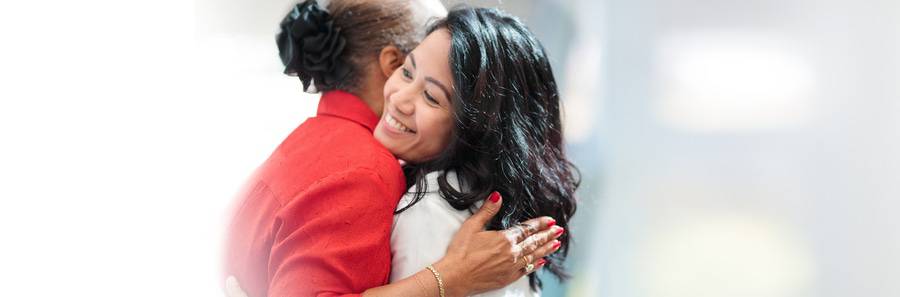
[1,0,898,296]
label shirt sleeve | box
[267,168,399,297]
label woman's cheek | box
[383,72,403,99]
[432,114,454,154]
[383,83,396,100]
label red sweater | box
[225,91,405,297]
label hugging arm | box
[265,168,399,297]
[230,185,561,297]
[361,193,563,297]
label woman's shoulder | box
[259,118,404,206]
[268,122,391,175]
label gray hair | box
[320,0,447,93]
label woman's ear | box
[378,45,404,78]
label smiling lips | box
[385,113,416,133]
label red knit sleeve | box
[267,168,398,297]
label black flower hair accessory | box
[277,0,349,92]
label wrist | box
[432,258,468,297]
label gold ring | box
[522,255,535,274]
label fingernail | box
[554,226,565,237]
[552,240,561,250]
[537,259,546,266]
[489,191,501,203]
[547,217,556,228]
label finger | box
[518,225,564,256]
[528,239,563,261]
[509,256,546,281]
[509,216,557,243]
[503,224,527,244]
[503,217,555,244]
[460,191,502,233]
[518,254,544,275]
[530,258,547,274]
[521,254,533,268]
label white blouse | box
[390,171,538,297]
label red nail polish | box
[555,227,565,237]
[537,259,546,266]
[547,217,556,228]
[552,241,561,250]
[489,192,501,203]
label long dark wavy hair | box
[397,7,580,290]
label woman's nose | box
[393,87,416,115]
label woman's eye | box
[424,91,439,105]
[402,68,412,79]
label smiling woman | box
[377,7,581,295]
[374,31,456,163]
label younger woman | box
[374,7,580,296]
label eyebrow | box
[409,53,453,100]
[426,77,452,101]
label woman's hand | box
[433,192,564,297]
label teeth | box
[386,114,413,133]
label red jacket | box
[225,91,405,297]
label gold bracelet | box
[425,265,446,297]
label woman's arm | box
[225,190,562,297]
[361,193,564,297]
[263,169,402,297]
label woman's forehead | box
[409,29,451,71]
[410,29,454,94]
